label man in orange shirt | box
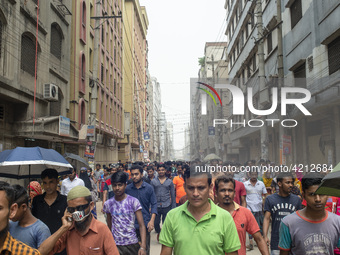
[173,166,186,206]
[215,176,269,255]
[39,186,119,255]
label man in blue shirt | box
[151,164,176,242]
[10,184,51,249]
[126,164,157,255]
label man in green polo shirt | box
[159,167,240,255]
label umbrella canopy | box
[64,153,89,170]
[315,162,340,197]
[203,153,221,162]
[0,147,73,179]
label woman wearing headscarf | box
[27,181,43,207]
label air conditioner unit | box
[43,84,58,101]
[97,134,103,144]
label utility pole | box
[256,0,268,161]
[89,0,101,143]
[277,0,285,165]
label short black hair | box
[146,166,154,171]
[41,168,59,180]
[276,172,294,183]
[96,163,101,167]
[215,176,235,191]
[157,164,166,170]
[12,184,29,207]
[111,171,127,184]
[183,168,212,186]
[130,164,143,174]
[301,172,323,192]
[0,182,15,208]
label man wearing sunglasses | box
[38,186,119,255]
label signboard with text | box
[59,116,70,136]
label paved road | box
[96,202,262,254]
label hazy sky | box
[139,0,227,151]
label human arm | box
[147,213,156,233]
[148,187,158,232]
[38,210,72,255]
[160,245,173,255]
[60,183,66,196]
[106,213,112,231]
[263,211,271,245]
[170,181,176,209]
[136,210,146,255]
[253,231,270,255]
[102,188,108,213]
[240,195,247,207]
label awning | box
[14,116,79,142]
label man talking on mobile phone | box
[39,186,119,255]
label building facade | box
[119,0,148,162]
[222,0,340,166]
[0,0,76,154]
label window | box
[50,24,62,59]
[290,0,302,29]
[0,105,4,120]
[101,26,104,44]
[252,55,256,71]
[80,100,86,125]
[267,32,272,54]
[80,1,86,42]
[21,34,37,76]
[79,52,86,92]
[328,36,340,75]
[101,64,104,83]
[293,63,306,88]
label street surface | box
[96,201,262,254]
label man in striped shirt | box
[0,182,40,255]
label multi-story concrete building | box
[119,0,148,162]
[281,0,340,166]
[70,0,123,165]
[144,69,153,160]
[0,1,77,153]
[151,76,161,161]
[223,0,340,165]
[165,122,174,160]
[190,42,228,161]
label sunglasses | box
[67,202,90,213]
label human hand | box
[138,247,146,255]
[147,221,154,232]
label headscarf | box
[27,181,42,201]
[79,168,93,191]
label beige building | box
[0,1,77,153]
[66,0,124,165]
[119,0,148,162]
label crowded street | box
[0,0,340,254]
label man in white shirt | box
[244,170,267,250]
[61,169,85,196]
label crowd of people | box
[0,159,339,255]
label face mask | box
[72,209,91,222]
[87,172,91,176]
